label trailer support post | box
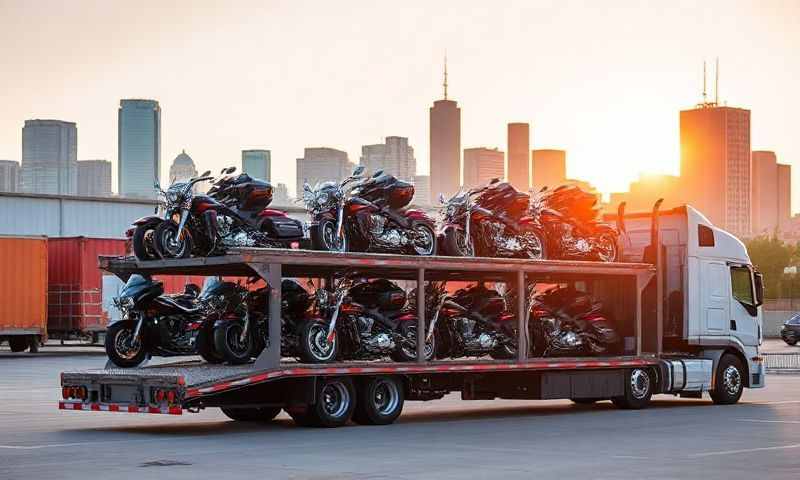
[417,267,426,363]
[250,262,282,370]
[516,269,527,361]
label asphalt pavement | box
[2,351,800,480]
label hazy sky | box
[1,0,798,208]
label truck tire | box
[8,336,28,353]
[352,376,404,425]
[290,377,355,428]
[611,368,653,410]
[710,354,744,405]
[299,319,338,363]
[220,406,281,422]
[105,320,147,368]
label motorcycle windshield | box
[199,276,224,300]
[119,274,152,299]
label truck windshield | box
[730,266,756,315]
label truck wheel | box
[291,377,355,428]
[28,336,40,353]
[299,319,338,363]
[8,336,28,353]
[220,406,281,422]
[105,320,147,368]
[710,354,745,405]
[611,368,653,410]
[214,321,256,364]
[197,321,224,364]
[352,376,405,425]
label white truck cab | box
[612,204,765,399]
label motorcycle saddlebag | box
[261,216,304,240]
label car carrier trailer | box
[59,204,766,427]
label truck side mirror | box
[754,271,764,307]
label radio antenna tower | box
[702,60,708,105]
[715,57,720,106]
[443,51,449,100]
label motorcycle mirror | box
[226,166,237,174]
[540,186,548,192]
[489,178,500,184]
[372,169,383,178]
[353,165,365,176]
[200,170,212,178]
[438,193,446,204]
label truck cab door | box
[700,260,730,335]
[729,265,760,347]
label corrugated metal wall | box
[0,237,48,334]
[0,192,309,238]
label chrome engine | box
[369,214,408,248]
[357,315,396,353]
[456,317,499,352]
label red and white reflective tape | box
[59,401,182,415]
[186,357,655,398]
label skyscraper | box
[242,150,271,181]
[21,119,78,195]
[296,147,352,196]
[532,149,567,190]
[360,136,416,180]
[118,99,161,198]
[272,182,291,205]
[778,163,792,231]
[429,57,461,199]
[680,105,751,236]
[751,151,778,235]
[463,147,504,189]
[507,123,530,191]
[77,160,112,197]
[0,160,20,193]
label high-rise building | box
[532,149,567,190]
[273,182,291,205]
[463,147,504,190]
[413,174,431,206]
[296,147,352,196]
[778,163,792,231]
[0,160,20,193]
[507,123,530,191]
[77,160,112,197]
[242,149,271,181]
[606,173,682,214]
[429,58,461,199]
[119,99,161,198]
[21,119,78,195]
[680,105,751,236]
[360,136,416,180]
[169,150,198,183]
[751,151,779,235]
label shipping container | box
[47,237,207,339]
[0,236,48,352]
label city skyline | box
[0,1,798,210]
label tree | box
[745,235,797,298]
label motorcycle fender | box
[395,314,418,323]
[310,211,337,226]
[132,216,163,228]
[404,209,434,224]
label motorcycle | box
[298,277,436,363]
[104,275,222,367]
[423,282,519,360]
[527,185,619,262]
[130,167,304,260]
[302,166,437,255]
[528,285,620,357]
[439,179,546,259]
[211,278,315,364]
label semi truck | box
[59,204,765,427]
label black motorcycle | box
[302,166,437,255]
[211,278,314,364]
[105,275,221,367]
[439,179,546,259]
[424,282,519,360]
[298,277,435,363]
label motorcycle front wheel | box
[214,321,256,364]
[523,228,547,260]
[390,323,436,362]
[132,223,160,260]
[410,224,437,256]
[442,227,474,257]
[154,221,193,259]
[299,319,339,363]
[313,218,348,253]
[596,233,618,262]
[105,320,147,368]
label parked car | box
[780,314,800,346]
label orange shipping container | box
[0,236,48,337]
